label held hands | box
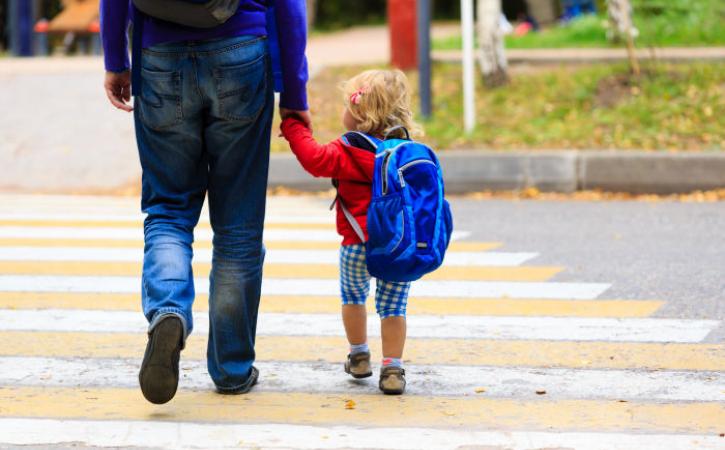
[104,71,134,112]
[279,108,312,131]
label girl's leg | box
[340,244,373,378]
[380,316,407,359]
[340,244,371,344]
[375,278,411,395]
[375,279,411,361]
[342,304,367,346]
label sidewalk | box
[307,23,457,69]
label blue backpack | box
[340,128,453,282]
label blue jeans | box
[134,36,273,391]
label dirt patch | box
[595,73,636,108]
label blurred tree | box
[477,0,508,86]
[310,0,460,29]
[433,0,459,19]
[607,0,640,75]
[1,0,6,50]
[313,0,386,30]
[306,0,316,27]
[41,0,62,19]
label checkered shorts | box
[340,244,411,319]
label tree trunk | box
[607,0,640,76]
[476,0,508,87]
[306,0,317,28]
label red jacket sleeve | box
[281,118,369,181]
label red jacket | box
[281,118,375,246]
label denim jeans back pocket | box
[139,68,183,131]
[214,53,267,123]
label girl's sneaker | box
[345,352,373,378]
[379,366,406,395]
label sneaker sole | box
[381,386,405,395]
[344,361,372,379]
[139,317,183,405]
[348,370,373,379]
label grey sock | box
[350,343,369,354]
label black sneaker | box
[344,351,373,379]
[379,366,406,395]
[139,315,183,404]
[216,366,260,395]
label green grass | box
[272,62,725,152]
[433,1,725,50]
[427,62,725,151]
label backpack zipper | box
[397,159,437,188]
[381,150,392,195]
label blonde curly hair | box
[342,69,423,139]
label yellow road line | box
[0,238,502,252]
[0,293,662,317]
[1,331,720,371]
[0,219,334,230]
[0,387,721,433]
[0,261,561,282]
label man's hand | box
[105,71,133,112]
[280,108,312,131]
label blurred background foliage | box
[11,0,724,45]
[433,0,725,49]
[309,0,460,30]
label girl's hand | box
[280,108,313,131]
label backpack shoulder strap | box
[333,133,375,243]
[342,132,381,153]
[339,198,366,243]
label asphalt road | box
[451,199,725,339]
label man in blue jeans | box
[100,0,310,404]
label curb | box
[269,151,725,194]
[432,47,725,64]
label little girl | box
[281,69,422,395]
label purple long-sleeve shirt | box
[100,0,308,110]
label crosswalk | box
[0,194,722,450]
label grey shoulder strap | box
[338,198,366,243]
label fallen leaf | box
[344,399,356,410]
[535,390,546,395]
[474,387,487,394]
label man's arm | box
[275,0,310,126]
[100,0,131,73]
[100,0,133,111]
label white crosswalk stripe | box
[1,419,721,450]
[0,213,332,224]
[0,275,611,298]
[0,226,472,242]
[0,309,717,342]
[0,246,538,266]
[2,357,722,401]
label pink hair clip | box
[349,87,366,105]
